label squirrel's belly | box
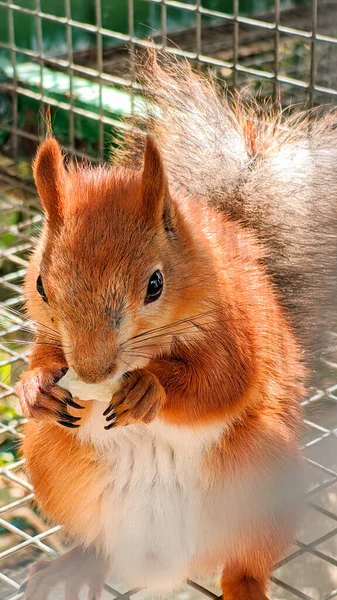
[100,466,201,590]
[77,403,227,590]
[98,436,229,590]
[76,402,302,591]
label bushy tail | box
[114,52,337,364]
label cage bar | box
[1,2,337,599]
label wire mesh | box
[0,1,336,161]
[0,1,337,599]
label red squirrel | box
[18,53,337,600]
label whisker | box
[1,304,61,337]
[0,307,68,346]
[0,305,60,337]
[0,316,62,342]
[0,313,32,330]
[127,321,213,347]
[0,339,35,345]
[126,334,199,356]
[127,341,181,353]
[120,357,134,372]
[126,327,210,355]
[1,327,63,346]
[1,362,29,387]
[128,343,173,350]
[175,269,223,292]
[129,356,166,366]
[0,339,64,349]
[35,335,70,348]
[120,356,153,372]
[122,309,217,347]
[32,331,67,345]
[126,350,155,358]
[126,353,163,363]
[0,304,28,321]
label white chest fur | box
[77,402,300,591]
[77,402,229,590]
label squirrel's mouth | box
[70,360,119,384]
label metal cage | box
[1,1,337,599]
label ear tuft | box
[142,135,166,208]
[142,135,175,232]
[33,138,66,226]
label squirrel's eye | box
[145,270,163,305]
[36,275,48,304]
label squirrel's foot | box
[104,368,166,429]
[15,367,84,429]
[19,546,109,600]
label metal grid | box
[0,1,337,161]
[0,1,337,599]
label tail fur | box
[114,52,337,366]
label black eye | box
[36,275,48,304]
[145,270,163,305]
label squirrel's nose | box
[68,332,118,384]
[72,361,117,384]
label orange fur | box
[17,127,306,598]
[32,138,66,226]
[22,421,107,545]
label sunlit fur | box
[18,57,312,599]
[116,52,337,359]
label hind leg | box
[20,545,109,600]
[221,516,298,600]
[221,573,269,600]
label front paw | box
[15,367,84,429]
[103,369,166,429]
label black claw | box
[57,420,80,429]
[103,404,114,416]
[104,421,117,430]
[53,367,69,383]
[64,396,85,409]
[58,411,81,423]
[105,412,116,422]
[123,371,132,379]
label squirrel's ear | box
[33,138,66,226]
[142,135,175,233]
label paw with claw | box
[15,367,84,429]
[19,545,109,600]
[103,369,166,429]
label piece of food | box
[59,368,121,403]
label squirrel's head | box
[28,137,213,383]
